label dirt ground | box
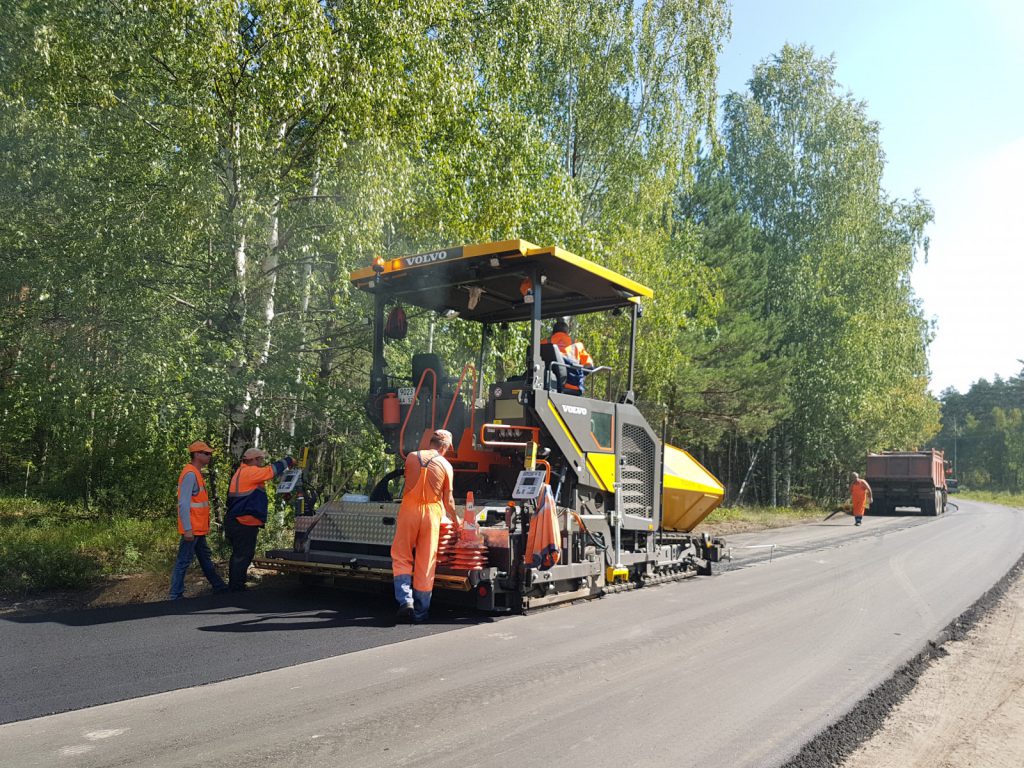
[0,516,800,617]
[838,564,1024,768]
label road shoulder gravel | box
[783,551,1024,768]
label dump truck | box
[865,450,947,516]
[257,240,726,612]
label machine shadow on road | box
[1,584,497,631]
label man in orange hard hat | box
[168,441,227,599]
[541,320,594,395]
[225,447,294,591]
[390,429,460,623]
[850,472,873,527]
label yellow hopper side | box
[661,444,725,532]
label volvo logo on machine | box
[404,249,451,267]
[561,404,587,416]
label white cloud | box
[913,137,1024,394]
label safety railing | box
[398,367,437,460]
[442,362,479,454]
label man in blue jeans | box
[168,440,227,599]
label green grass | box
[956,490,1024,509]
[0,495,298,596]
[0,496,188,595]
[702,503,831,527]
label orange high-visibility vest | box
[177,465,211,536]
[227,463,277,527]
[541,331,594,392]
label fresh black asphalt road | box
[0,582,494,724]
[3,499,1022,768]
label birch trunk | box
[252,121,289,454]
[225,111,252,459]
[287,170,319,446]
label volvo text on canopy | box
[259,240,726,612]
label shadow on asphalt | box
[2,583,495,630]
[0,582,498,724]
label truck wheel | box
[926,491,939,516]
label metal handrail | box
[442,362,479,452]
[398,367,437,459]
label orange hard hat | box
[188,440,214,454]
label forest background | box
[1,0,1017,564]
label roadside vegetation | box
[3,5,934,516]
[0,497,177,594]
[0,496,293,596]
[702,504,830,530]
[931,373,1024,493]
[955,490,1024,510]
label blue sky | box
[716,0,1024,394]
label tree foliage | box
[1,1,733,510]
[677,45,939,502]
[2,11,942,515]
[933,372,1024,491]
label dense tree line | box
[1,3,937,513]
[932,371,1024,492]
[674,45,938,504]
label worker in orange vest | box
[541,320,594,395]
[168,440,227,599]
[850,472,873,527]
[225,447,294,591]
[390,429,460,623]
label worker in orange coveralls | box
[850,472,873,527]
[391,429,460,623]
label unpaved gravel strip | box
[782,552,1024,768]
[840,558,1024,768]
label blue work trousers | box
[394,574,433,622]
[169,535,226,599]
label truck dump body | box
[866,451,945,487]
[865,450,946,516]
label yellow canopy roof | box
[350,240,652,323]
